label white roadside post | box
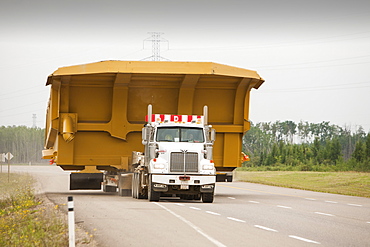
[5,152,14,182]
[0,153,5,173]
[68,196,75,247]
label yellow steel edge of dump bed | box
[46,60,264,88]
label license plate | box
[180,183,189,190]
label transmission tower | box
[142,32,170,61]
[32,114,37,128]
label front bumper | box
[151,174,215,185]
[151,174,215,193]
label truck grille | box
[170,152,198,173]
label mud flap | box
[70,173,103,190]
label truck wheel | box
[136,173,147,199]
[226,175,233,182]
[202,192,214,203]
[194,194,201,200]
[103,185,117,192]
[148,177,160,202]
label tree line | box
[1,122,370,170]
[0,126,46,164]
[243,121,370,172]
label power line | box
[0,100,46,113]
[255,54,370,69]
[169,31,370,52]
[257,81,370,93]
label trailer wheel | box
[103,184,117,192]
[148,177,160,202]
[202,192,214,203]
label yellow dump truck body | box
[43,61,264,174]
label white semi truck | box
[131,105,216,203]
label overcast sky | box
[1,0,370,132]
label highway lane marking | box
[289,235,320,244]
[325,201,338,204]
[154,202,227,247]
[175,203,185,206]
[227,217,246,223]
[367,222,370,224]
[248,201,260,204]
[277,205,292,209]
[219,184,364,208]
[206,211,221,216]
[228,197,236,200]
[254,225,278,232]
[315,212,334,217]
[190,207,201,210]
[218,184,314,200]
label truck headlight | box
[202,164,214,170]
[153,163,165,169]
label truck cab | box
[133,105,216,203]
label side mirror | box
[211,129,216,142]
[142,127,151,142]
[142,127,147,141]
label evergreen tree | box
[352,141,366,162]
[366,134,370,159]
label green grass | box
[234,171,370,198]
[0,173,68,247]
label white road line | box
[315,212,334,217]
[249,201,260,204]
[367,222,370,224]
[206,211,221,216]
[175,203,185,206]
[154,202,227,247]
[254,225,278,232]
[277,205,292,209]
[227,217,246,223]
[289,235,320,244]
[325,201,338,204]
[305,198,316,201]
[347,203,363,207]
[228,197,236,200]
[190,207,201,210]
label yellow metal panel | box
[178,74,200,114]
[222,133,242,167]
[72,132,142,168]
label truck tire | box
[103,184,117,192]
[133,172,147,199]
[148,177,160,202]
[226,175,233,182]
[202,192,214,203]
[194,194,201,200]
[118,189,131,196]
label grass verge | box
[0,173,68,247]
[234,171,370,198]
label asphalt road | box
[5,165,370,247]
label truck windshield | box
[156,127,204,143]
